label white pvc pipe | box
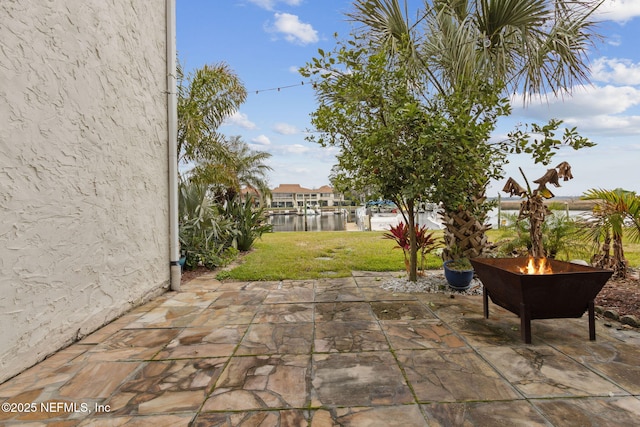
[167,0,181,291]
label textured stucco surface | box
[0,0,170,382]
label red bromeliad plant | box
[384,222,410,251]
[384,223,441,275]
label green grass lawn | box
[219,231,442,281]
[219,229,640,281]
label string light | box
[252,81,308,95]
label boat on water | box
[355,201,443,231]
[297,205,320,216]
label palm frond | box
[177,62,247,164]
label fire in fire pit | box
[471,257,613,344]
[519,257,552,275]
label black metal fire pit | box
[470,257,613,343]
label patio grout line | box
[356,278,433,423]
[193,280,260,420]
[541,337,636,398]
[388,294,574,424]
[424,300,637,408]
[423,295,533,405]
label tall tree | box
[347,0,601,259]
[303,44,506,280]
[176,62,273,267]
[177,62,247,169]
[189,135,273,203]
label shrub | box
[496,211,588,260]
[178,181,238,270]
[383,222,442,274]
[223,195,273,251]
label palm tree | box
[227,136,273,202]
[351,0,600,96]
[580,188,640,278]
[177,62,247,168]
[189,135,273,204]
[347,0,602,259]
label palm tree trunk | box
[592,231,628,279]
[612,233,627,278]
[591,232,611,269]
[441,192,490,260]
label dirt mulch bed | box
[595,269,640,321]
[180,266,211,284]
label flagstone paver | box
[314,321,388,352]
[315,302,375,322]
[193,410,308,427]
[104,358,227,415]
[254,302,314,323]
[533,396,640,426]
[311,405,427,426]
[310,352,413,407]
[203,354,310,411]
[237,323,314,355]
[1,271,638,426]
[551,340,640,394]
[397,348,522,403]
[421,401,551,426]
[380,319,468,349]
[477,345,628,398]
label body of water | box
[489,209,589,227]
[267,209,590,232]
[268,213,347,232]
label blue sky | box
[177,0,640,197]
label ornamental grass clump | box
[383,222,442,276]
[445,257,473,271]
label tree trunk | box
[612,233,627,279]
[441,192,490,260]
[407,199,418,282]
[592,232,627,278]
[528,194,546,258]
[592,232,611,269]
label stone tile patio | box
[1,271,639,426]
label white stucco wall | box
[0,0,170,382]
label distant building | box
[268,184,344,208]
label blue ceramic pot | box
[443,260,474,290]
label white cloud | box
[594,0,640,23]
[268,13,318,45]
[289,65,300,73]
[282,144,310,154]
[606,34,622,47]
[223,111,257,129]
[273,122,298,134]
[565,114,640,136]
[513,84,640,118]
[591,57,640,85]
[248,0,302,11]
[251,134,272,145]
[510,84,640,136]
